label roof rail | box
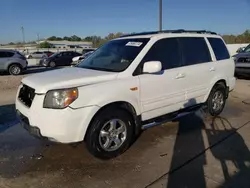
[120,29,217,38]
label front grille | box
[238,57,250,63]
[18,85,35,107]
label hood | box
[22,67,119,94]
[234,52,250,58]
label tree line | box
[46,30,250,47]
[46,32,124,47]
[7,29,250,48]
[223,30,250,44]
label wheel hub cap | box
[12,66,20,74]
[99,119,127,152]
[212,91,224,111]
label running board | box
[141,104,204,130]
[141,112,191,130]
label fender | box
[70,77,141,115]
[204,75,228,102]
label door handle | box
[175,73,185,79]
[209,67,216,72]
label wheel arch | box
[205,79,228,102]
[84,101,141,140]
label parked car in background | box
[0,49,28,75]
[71,50,95,66]
[43,51,54,57]
[236,47,246,53]
[82,48,96,55]
[234,44,250,77]
[39,51,81,67]
[16,30,235,159]
[26,51,48,59]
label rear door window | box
[63,52,73,56]
[208,38,230,60]
[179,37,212,66]
[62,52,68,56]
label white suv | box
[16,30,235,159]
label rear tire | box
[206,83,227,116]
[85,108,134,159]
[8,64,22,75]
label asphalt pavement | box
[0,79,250,188]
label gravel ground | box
[0,75,24,91]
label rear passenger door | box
[178,37,213,105]
[207,38,233,83]
[139,38,187,121]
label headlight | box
[43,88,78,109]
[233,57,237,62]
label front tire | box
[49,61,56,68]
[8,64,22,75]
[207,83,227,116]
[85,108,134,159]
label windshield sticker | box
[126,42,143,47]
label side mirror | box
[143,61,162,74]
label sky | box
[0,0,250,43]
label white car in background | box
[71,51,94,66]
[26,51,48,59]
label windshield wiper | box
[78,66,119,72]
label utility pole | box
[159,0,163,32]
[37,33,40,42]
[36,33,40,50]
[21,26,25,44]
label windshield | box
[77,38,149,72]
[243,44,250,53]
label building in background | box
[38,40,93,48]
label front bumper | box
[229,77,236,92]
[15,91,100,143]
[16,110,45,139]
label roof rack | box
[120,29,217,38]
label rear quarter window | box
[208,38,230,61]
[5,52,14,57]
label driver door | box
[138,38,187,121]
